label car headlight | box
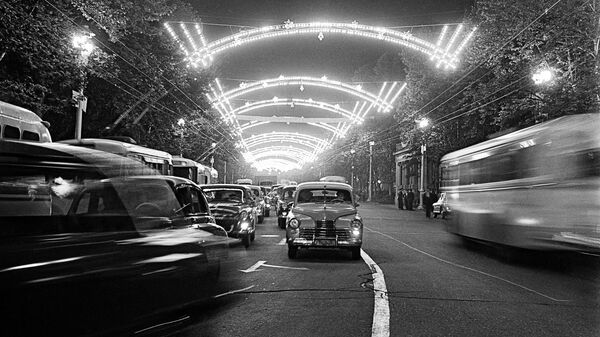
[239,211,248,219]
[289,218,299,229]
[351,219,362,229]
[240,222,250,230]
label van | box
[0,100,52,142]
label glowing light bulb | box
[318,32,324,41]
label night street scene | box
[1,0,599,336]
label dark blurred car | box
[277,185,296,228]
[201,184,257,248]
[0,140,229,336]
[433,192,451,219]
[286,182,363,259]
[248,185,267,223]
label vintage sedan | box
[433,192,451,219]
[201,184,257,248]
[0,141,229,336]
[248,185,267,223]
[277,185,296,228]
[285,182,363,260]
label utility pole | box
[368,141,374,202]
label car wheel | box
[442,212,447,219]
[265,209,270,217]
[433,213,438,218]
[242,235,251,248]
[278,218,285,229]
[258,215,264,224]
[351,247,361,260]
[250,231,255,242]
[288,245,298,259]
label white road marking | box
[134,315,190,334]
[213,285,256,299]
[239,260,309,273]
[365,227,569,302]
[240,260,266,273]
[277,238,287,245]
[261,234,281,238]
[262,263,309,271]
[361,249,390,337]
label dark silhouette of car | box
[201,184,257,248]
[0,140,228,336]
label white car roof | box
[296,181,352,190]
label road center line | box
[361,249,390,337]
[365,227,569,302]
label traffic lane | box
[358,203,600,336]
[364,205,600,306]
[176,213,374,337]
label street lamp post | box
[368,141,374,202]
[350,149,356,190]
[71,32,95,141]
[177,118,185,157]
[417,118,430,210]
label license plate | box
[314,239,336,246]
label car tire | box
[351,247,361,260]
[265,209,270,217]
[250,231,255,242]
[442,212,447,219]
[242,235,251,248]
[288,245,298,259]
[433,213,438,218]
[258,215,264,224]
[278,218,285,229]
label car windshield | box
[204,189,243,203]
[281,188,296,201]
[296,188,352,204]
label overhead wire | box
[40,0,242,162]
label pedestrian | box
[406,189,414,210]
[397,188,404,210]
[423,189,435,218]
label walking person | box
[397,188,404,210]
[406,189,414,210]
[423,189,434,218]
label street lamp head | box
[177,118,185,127]
[72,33,95,58]
[532,68,554,85]
[350,149,356,154]
[211,142,217,148]
[369,141,375,146]
[418,118,430,129]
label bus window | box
[22,130,40,141]
[3,125,20,139]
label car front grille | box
[214,218,237,231]
[299,227,350,240]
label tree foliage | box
[0,0,238,168]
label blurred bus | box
[0,100,52,142]
[441,113,600,252]
[59,138,172,175]
[172,156,214,184]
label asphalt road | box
[149,203,600,337]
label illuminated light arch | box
[184,22,477,69]
[240,119,344,137]
[244,132,329,151]
[233,98,362,121]
[212,76,404,113]
[248,146,317,165]
[252,158,301,172]
[245,137,323,152]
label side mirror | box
[354,202,360,207]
